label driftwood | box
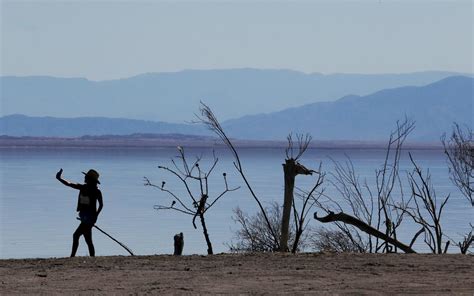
[314,211,416,253]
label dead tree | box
[328,156,375,252]
[442,123,473,206]
[312,118,415,253]
[198,102,280,250]
[314,118,414,253]
[314,211,416,253]
[441,124,473,254]
[228,167,324,253]
[400,153,451,254]
[280,134,315,252]
[374,118,415,252]
[199,103,325,253]
[145,147,239,255]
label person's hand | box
[56,168,63,180]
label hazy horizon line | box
[2,68,472,82]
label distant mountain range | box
[1,69,468,122]
[223,76,473,141]
[1,76,472,141]
[0,115,207,137]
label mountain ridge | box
[2,69,470,122]
[1,76,472,141]
[222,75,473,141]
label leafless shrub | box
[310,227,365,253]
[228,202,309,252]
[457,226,473,254]
[442,123,473,206]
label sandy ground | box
[0,253,472,295]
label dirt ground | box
[0,253,472,295]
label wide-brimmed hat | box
[82,169,100,184]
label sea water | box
[1,147,472,258]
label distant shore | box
[0,135,443,150]
[1,253,472,294]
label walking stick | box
[93,224,135,256]
[77,218,135,256]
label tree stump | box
[174,232,184,255]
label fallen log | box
[314,211,416,253]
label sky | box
[1,0,473,81]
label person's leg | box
[71,224,85,257]
[83,225,95,257]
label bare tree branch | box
[145,146,239,254]
[442,123,473,206]
[400,152,451,254]
[314,211,416,253]
[197,101,280,249]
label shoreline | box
[1,253,472,294]
[0,136,443,150]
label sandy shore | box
[1,253,472,295]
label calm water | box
[1,147,472,258]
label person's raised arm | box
[55,168,81,190]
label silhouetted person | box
[56,168,103,257]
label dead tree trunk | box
[314,211,416,253]
[194,194,214,255]
[200,213,213,255]
[281,159,297,251]
[280,158,313,252]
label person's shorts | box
[79,211,96,226]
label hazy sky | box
[1,0,473,80]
